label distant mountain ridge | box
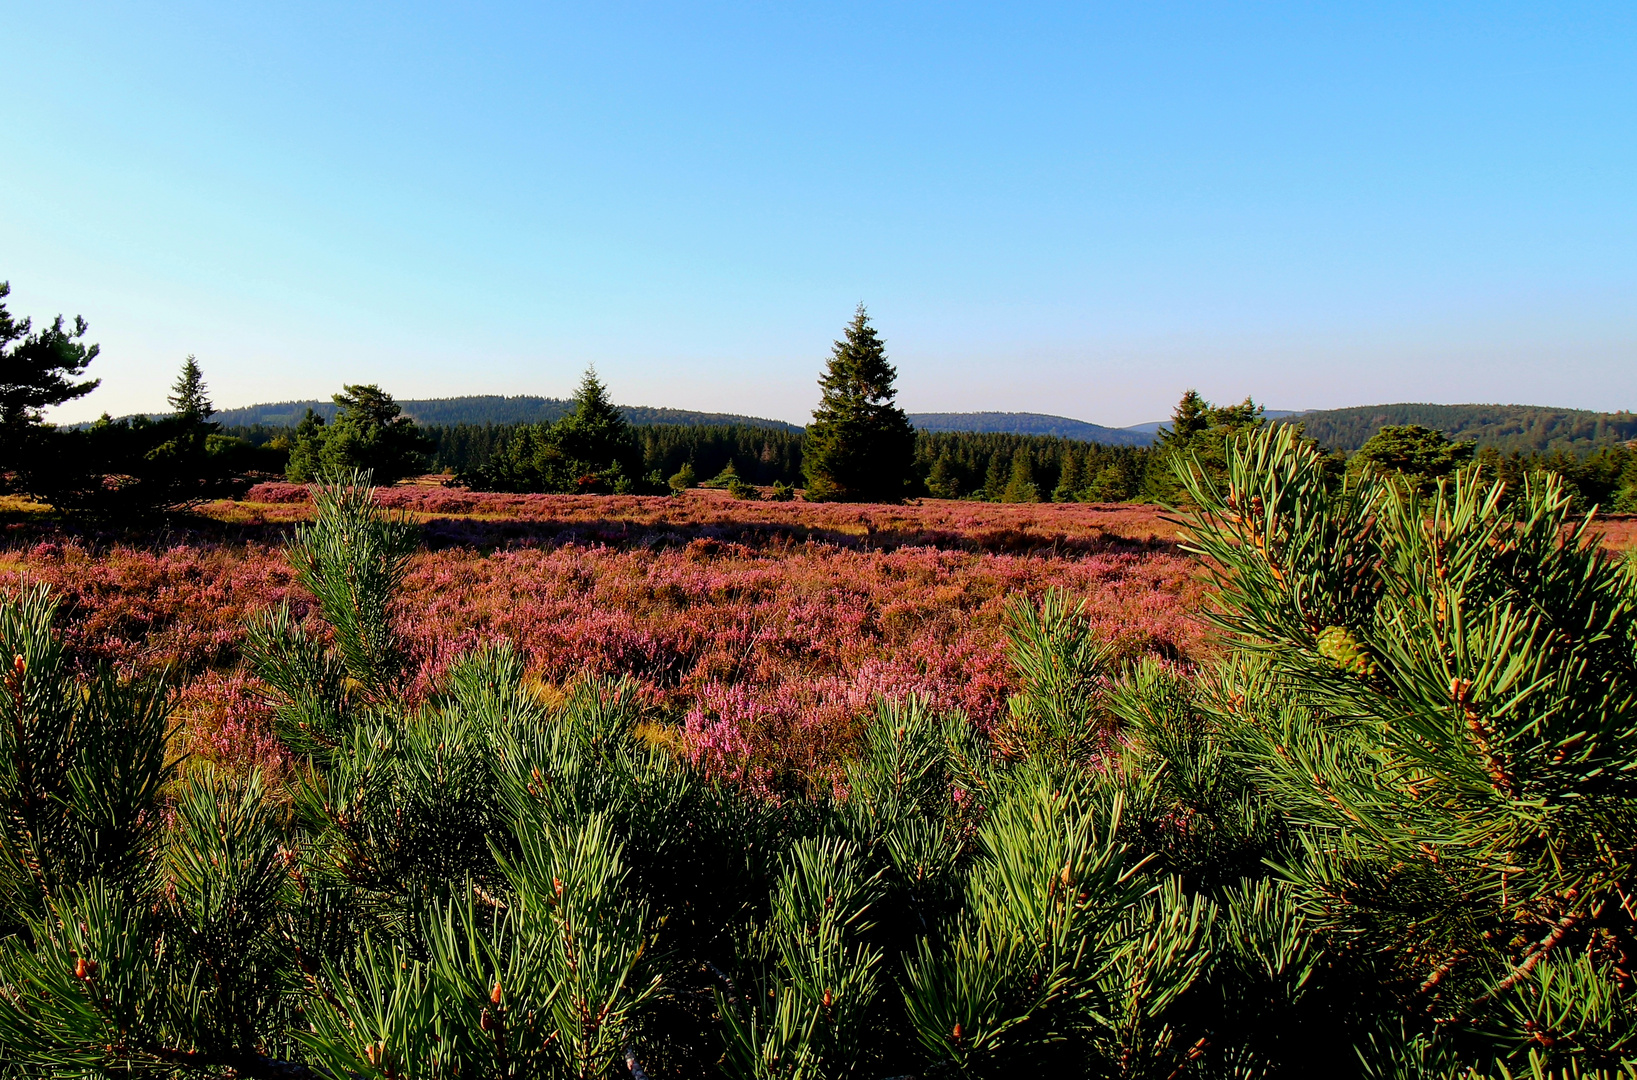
[1281,403,1637,454]
[907,411,1153,446]
[203,395,803,432]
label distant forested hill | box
[1284,403,1637,454]
[908,411,1152,446]
[206,395,802,432]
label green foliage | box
[1146,388,1269,503]
[0,280,100,485]
[1176,424,1637,1075]
[1353,423,1478,495]
[912,430,1151,504]
[246,472,417,760]
[994,589,1115,765]
[7,431,1637,1076]
[927,451,962,498]
[215,394,802,432]
[286,384,430,485]
[999,450,1040,503]
[803,306,916,503]
[701,460,743,489]
[460,368,644,493]
[0,586,174,931]
[10,356,248,518]
[1052,447,1082,502]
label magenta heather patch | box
[2,494,1207,788]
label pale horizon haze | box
[4,2,1634,428]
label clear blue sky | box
[5,2,1633,427]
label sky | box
[4,2,1634,428]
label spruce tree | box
[144,355,234,508]
[553,366,641,489]
[1052,448,1083,502]
[1145,389,1266,502]
[460,368,641,493]
[284,408,328,482]
[982,450,1009,501]
[1156,389,1213,449]
[167,355,214,420]
[1352,423,1477,496]
[802,306,915,503]
[1001,451,1041,503]
[926,452,961,499]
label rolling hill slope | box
[907,411,1153,445]
[207,395,803,432]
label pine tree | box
[1001,451,1041,503]
[926,452,961,499]
[982,450,1009,501]
[1173,424,1637,1073]
[553,366,641,489]
[316,384,431,486]
[0,282,100,436]
[284,408,328,482]
[167,354,214,421]
[1052,448,1082,502]
[0,281,100,491]
[802,306,916,503]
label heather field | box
[0,486,1207,794]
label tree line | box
[5,279,1635,516]
[1286,401,1637,455]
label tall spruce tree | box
[553,366,641,489]
[459,367,642,493]
[167,355,213,420]
[142,355,237,508]
[1052,447,1083,502]
[802,306,915,502]
[284,408,328,482]
[926,451,961,499]
[1144,389,1266,503]
[982,450,1009,501]
[1001,450,1041,503]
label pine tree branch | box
[1466,912,1579,1011]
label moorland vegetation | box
[5,278,1637,1076]
[3,424,1636,1077]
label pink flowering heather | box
[2,491,1209,786]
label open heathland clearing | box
[0,489,1204,793]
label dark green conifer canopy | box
[803,305,915,502]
